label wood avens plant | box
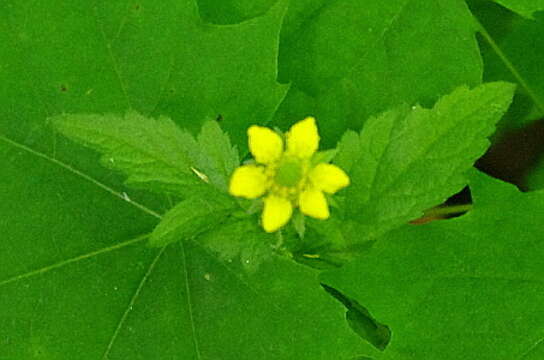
[5,0,544,357]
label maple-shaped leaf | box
[0,0,363,358]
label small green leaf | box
[149,189,236,247]
[50,111,204,198]
[196,120,239,191]
[311,149,338,166]
[334,130,362,173]
[321,170,544,359]
[337,82,515,243]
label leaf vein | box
[180,241,203,360]
[102,246,167,359]
[0,234,149,288]
[0,133,162,220]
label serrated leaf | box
[337,82,515,242]
[321,170,544,359]
[51,111,205,198]
[196,120,239,191]
[149,189,236,247]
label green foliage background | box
[1,0,543,359]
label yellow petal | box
[229,165,268,199]
[262,195,293,232]
[248,125,283,164]
[299,188,329,219]
[309,163,350,194]
[286,117,319,158]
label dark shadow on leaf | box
[322,283,390,351]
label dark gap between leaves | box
[321,283,390,351]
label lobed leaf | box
[274,0,484,145]
[196,120,239,192]
[336,82,515,242]
[321,170,544,359]
[51,111,204,198]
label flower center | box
[274,159,302,187]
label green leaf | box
[51,111,204,197]
[274,0,484,145]
[321,170,544,359]
[337,82,515,242]
[0,0,288,150]
[196,120,239,191]
[149,189,236,247]
[0,137,164,359]
[151,0,290,149]
[477,10,544,127]
[52,113,240,197]
[490,0,544,19]
[0,0,345,358]
[197,0,277,24]
[197,0,484,145]
[180,220,376,359]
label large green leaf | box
[322,170,544,359]
[336,82,515,243]
[0,0,288,151]
[1,0,368,358]
[197,0,484,145]
[275,0,484,145]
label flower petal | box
[248,125,283,164]
[286,117,319,158]
[299,188,329,219]
[262,195,293,232]
[229,165,268,199]
[309,163,350,194]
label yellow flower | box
[229,117,350,233]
